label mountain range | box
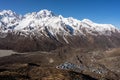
[0,9,120,52]
[0,9,120,80]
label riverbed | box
[0,50,17,57]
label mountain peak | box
[82,19,93,24]
[0,10,16,16]
[37,9,55,18]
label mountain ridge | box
[0,9,120,52]
[0,9,119,36]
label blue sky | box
[0,0,120,28]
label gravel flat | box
[0,50,17,57]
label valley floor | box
[0,50,17,57]
[0,48,120,80]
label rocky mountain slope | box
[0,9,120,52]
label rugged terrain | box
[0,48,120,80]
[0,9,120,80]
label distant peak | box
[37,9,55,17]
[0,10,17,16]
[1,10,12,12]
[82,19,93,23]
[39,9,51,13]
[0,10,14,14]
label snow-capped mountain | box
[0,10,22,33]
[0,9,120,52]
[0,9,119,36]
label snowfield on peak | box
[0,9,119,37]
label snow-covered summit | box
[0,10,21,19]
[0,10,15,16]
[37,9,55,18]
[24,9,55,19]
[0,10,21,33]
[0,9,119,36]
